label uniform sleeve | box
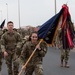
[15,33,22,56]
[38,41,47,57]
[20,42,29,63]
[1,34,6,52]
[16,33,22,48]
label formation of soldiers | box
[0,21,74,75]
[0,21,47,75]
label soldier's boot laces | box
[64,62,70,68]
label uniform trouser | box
[5,53,19,75]
[24,63,43,75]
[0,52,3,71]
[60,49,70,63]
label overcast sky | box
[0,0,74,28]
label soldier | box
[57,28,70,68]
[0,28,3,75]
[1,21,22,75]
[20,31,47,75]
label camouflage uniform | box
[57,29,70,67]
[0,29,3,72]
[20,41,47,75]
[1,30,22,75]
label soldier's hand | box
[4,51,8,58]
[36,44,41,50]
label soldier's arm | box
[15,33,22,56]
[38,41,47,57]
[1,34,6,52]
[20,42,28,62]
[16,33,22,48]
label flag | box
[0,19,6,29]
[38,9,63,45]
[66,26,74,49]
[38,4,74,49]
[61,4,74,49]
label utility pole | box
[6,3,8,22]
[18,0,21,28]
[55,0,56,14]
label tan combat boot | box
[64,62,70,68]
[60,60,63,67]
[60,55,65,67]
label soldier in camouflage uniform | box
[0,28,3,75]
[57,28,70,68]
[20,31,47,75]
[1,21,22,75]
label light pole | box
[6,3,8,22]
[18,0,21,28]
[55,0,56,14]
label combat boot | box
[60,56,64,67]
[64,62,70,68]
[60,60,63,67]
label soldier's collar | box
[30,41,39,46]
[7,30,15,34]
